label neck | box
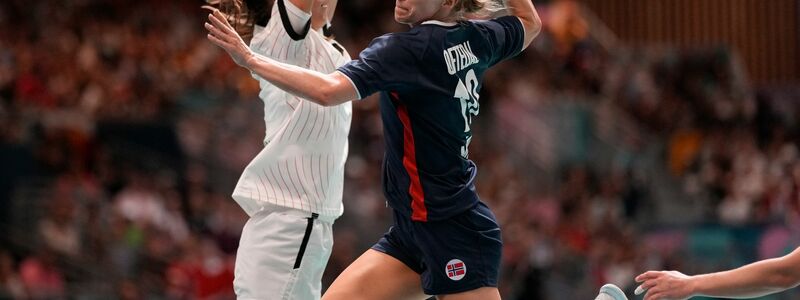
[413,9,458,26]
[311,18,326,31]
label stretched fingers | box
[206,17,229,44]
[636,271,663,282]
[205,22,229,43]
[206,32,231,50]
[635,280,658,295]
[635,284,646,295]
[641,280,658,291]
[645,284,668,300]
[209,10,236,35]
[644,290,664,300]
[204,20,230,47]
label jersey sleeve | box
[336,34,419,99]
[474,15,525,66]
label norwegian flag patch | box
[445,259,466,281]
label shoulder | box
[363,31,428,59]
[366,32,424,49]
[466,16,523,34]
[469,15,523,27]
[312,33,352,66]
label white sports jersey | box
[232,1,352,221]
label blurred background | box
[1,0,799,299]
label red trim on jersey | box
[391,91,428,222]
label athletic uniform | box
[231,0,351,298]
[337,16,525,295]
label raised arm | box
[205,9,357,106]
[635,247,800,300]
[505,0,541,48]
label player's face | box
[312,0,327,18]
[395,0,445,25]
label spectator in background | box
[1,0,798,298]
[38,196,80,259]
[0,251,26,299]
[19,249,64,299]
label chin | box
[394,7,416,24]
[395,15,411,24]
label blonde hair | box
[454,0,506,20]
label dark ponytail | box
[203,0,269,42]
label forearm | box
[245,53,353,106]
[505,0,541,46]
[692,257,800,298]
[205,7,356,105]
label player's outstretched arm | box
[205,9,357,106]
[635,247,800,300]
[505,0,542,48]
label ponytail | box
[203,0,268,42]
[454,0,505,19]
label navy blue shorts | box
[371,201,502,296]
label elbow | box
[309,88,336,107]
[306,73,353,106]
[772,274,800,291]
[781,271,800,290]
[771,262,800,290]
[528,13,543,39]
[532,15,543,37]
[518,11,542,47]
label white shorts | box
[234,205,333,300]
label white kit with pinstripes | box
[231,2,352,222]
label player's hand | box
[634,270,695,300]
[204,8,255,68]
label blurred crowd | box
[1,0,798,299]
[486,1,800,298]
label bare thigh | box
[323,249,429,300]
[437,287,501,300]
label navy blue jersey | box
[338,16,525,222]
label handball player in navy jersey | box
[205,0,542,298]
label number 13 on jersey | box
[453,69,480,158]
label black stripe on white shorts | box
[293,213,319,269]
